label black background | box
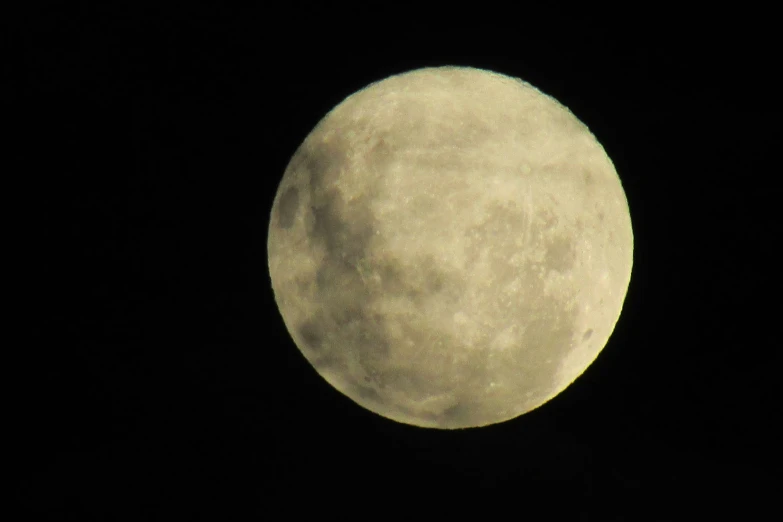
[17,5,778,520]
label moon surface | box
[268,66,633,429]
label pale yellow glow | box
[267,66,633,429]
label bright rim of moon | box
[268,66,633,429]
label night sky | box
[18,6,778,520]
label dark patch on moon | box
[282,131,405,403]
[276,187,299,229]
[422,262,447,294]
[353,317,392,370]
[365,133,396,172]
[331,306,365,328]
[545,236,576,272]
[440,401,472,426]
[298,320,323,351]
[377,261,406,294]
[308,188,376,268]
[582,329,593,341]
[350,381,383,404]
[302,138,350,191]
[309,192,346,253]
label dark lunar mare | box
[291,136,397,402]
[286,131,485,424]
[276,187,299,229]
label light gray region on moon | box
[268,66,633,429]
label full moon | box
[268,66,633,429]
